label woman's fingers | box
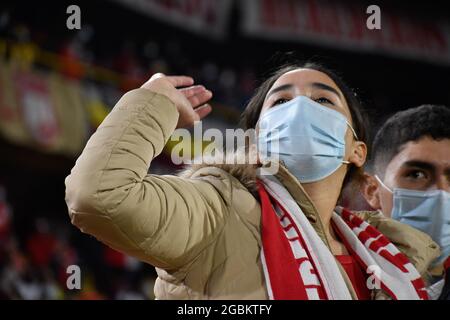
[149,73,194,88]
[164,75,194,88]
[180,85,205,98]
[194,104,213,120]
[143,73,213,128]
[187,89,213,108]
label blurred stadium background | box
[0,0,449,299]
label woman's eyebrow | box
[310,82,342,98]
[266,84,294,99]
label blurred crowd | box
[0,13,256,113]
[0,185,157,299]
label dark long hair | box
[240,61,370,188]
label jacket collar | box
[180,152,439,282]
[180,153,330,246]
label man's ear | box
[360,172,382,210]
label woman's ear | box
[348,141,367,168]
[249,143,261,165]
[360,173,382,210]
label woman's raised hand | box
[141,73,213,128]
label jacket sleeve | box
[65,88,230,270]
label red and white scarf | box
[258,176,428,300]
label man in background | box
[361,104,450,299]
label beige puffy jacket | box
[65,88,440,299]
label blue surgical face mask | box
[375,175,450,266]
[257,95,357,183]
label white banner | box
[241,0,450,65]
[113,0,233,38]
[15,71,60,147]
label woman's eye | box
[314,97,333,105]
[271,98,290,106]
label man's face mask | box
[376,175,450,266]
[257,95,357,183]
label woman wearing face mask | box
[65,62,439,300]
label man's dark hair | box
[372,104,450,177]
